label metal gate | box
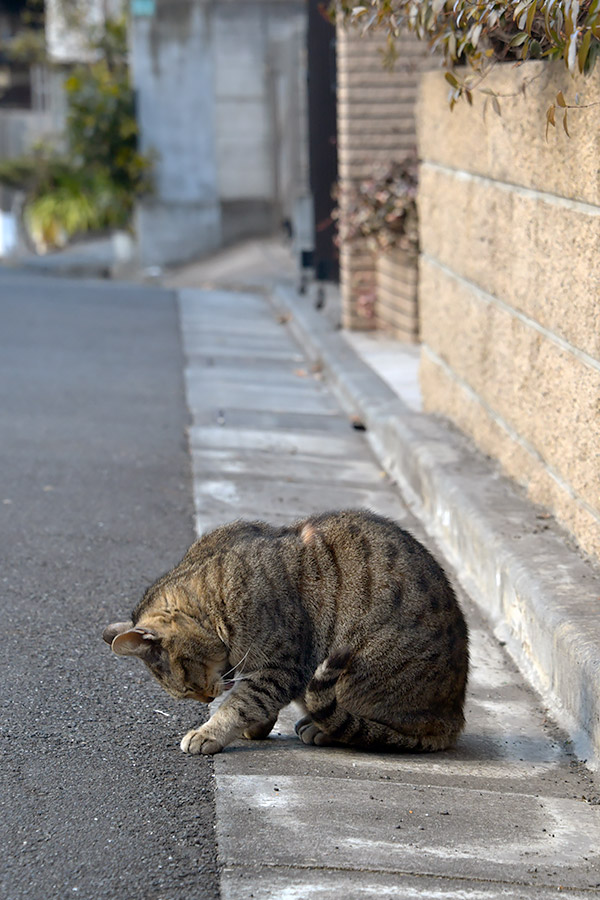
[306,0,339,283]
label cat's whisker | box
[221,646,253,681]
[218,668,262,694]
[220,669,258,687]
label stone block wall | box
[336,24,431,332]
[417,61,600,562]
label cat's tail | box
[299,646,461,752]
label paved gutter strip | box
[270,283,600,770]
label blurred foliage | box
[64,19,153,204]
[335,1,600,112]
[333,154,419,254]
[0,15,152,252]
[0,146,145,252]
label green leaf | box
[544,6,552,40]
[526,0,537,34]
[586,0,600,23]
[529,39,542,57]
[545,103,556,141]
[578,28,592,72]
[445,70,460,88]
[509,31,529,47]
[584,39,600,74]
[513,0,528,21]
[447,31,457,59]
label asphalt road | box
[0,271,220,900]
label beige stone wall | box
[417,61,600,562]
[336,24,431,332]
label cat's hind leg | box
[294,714,333,746]
[302,647,458,751]
[297,647,353,747]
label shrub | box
[333,154,419,255]
[336,1,600,108]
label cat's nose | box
[192,691,213,703]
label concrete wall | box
[130,0,222,267]
[336,24,431,333]
[131,0,307,266]
[213,1,306,245]
[417,61,600,562]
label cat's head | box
[102,614,230,703]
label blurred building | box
[0,0,52,159]
[2,1,338,274]
[129,0,310,267]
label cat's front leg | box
[180,721,226,755]
[181,696,254,754]
[180,714,276,753]
[181,674,293,754]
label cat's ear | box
[102,621,133,645]
[110,627,161,658]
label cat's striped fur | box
[103,509,469,755]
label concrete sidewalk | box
[166,241,600,899]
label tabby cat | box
[103,509,469,755]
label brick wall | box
[336,24,431,333]
[417,61,600,562]
[375,247,419,342]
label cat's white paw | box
[180,727,223,755]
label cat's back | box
[296,509,465,632]
[298,509,450,592]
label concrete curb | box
[270,282,600,770]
